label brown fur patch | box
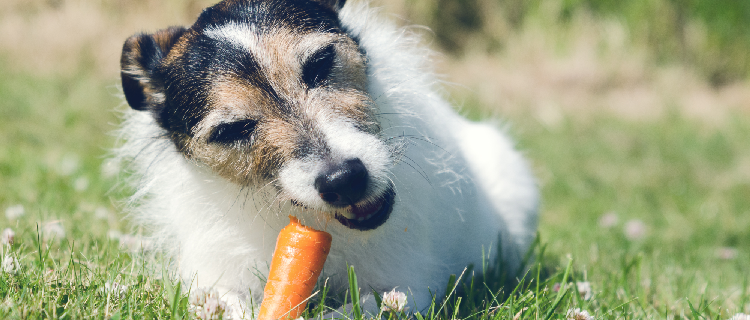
[177,27,377,186]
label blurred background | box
[1,0,750,316]
[3,0,750,120]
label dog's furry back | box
[116,0,538,315]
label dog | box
[117,0,538,317]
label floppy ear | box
[120,26,187,111]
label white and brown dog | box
[117,0,538,317]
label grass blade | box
[543,258,573,320]
[348,265,362,320]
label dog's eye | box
[302,44,336,88]
[208,119,257,145]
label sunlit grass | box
[1,0,750,316]
[2,51,750,318]
[515,111,750,318]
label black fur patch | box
[120,26,186,112]
[153,0,347,136]
[208,119,258,145]
[195,0,342,33]
[302,43,336,88]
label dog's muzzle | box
[314,158,394,231]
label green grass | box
[2,41,750,319]
[513,112,750,318]
[388,0,750,84]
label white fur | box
[278,116,393,217]
[204,22,263,54]
[116,2,538,319]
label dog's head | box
[120,0,395,230]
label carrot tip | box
[258,216,332,320]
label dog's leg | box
[455,120,539,273]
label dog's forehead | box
[186,0,347,73]
[202,22,340,69]
[194,0,342,34]
[186,26,345,125]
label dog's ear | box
[314,0,346,11]
[120,26,187,111]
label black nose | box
[315,158,369,207]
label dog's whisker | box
[260,189,285,218]
[249,188,285,231]
[396,154,432,186]
[382,131,449,154]
[251,178,280,200]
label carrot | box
[258,216,332,320]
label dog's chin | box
[334,187,395,231]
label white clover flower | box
[624,219,647,240]
[107,230,122,241]
[551,282,593,300]
[42,221,66,242]
[717,247,738,260]
[190,288,208,306]
[5,204,25,220]
[95,207,111,220]
[575,282,593,300]
[598,212,618,228]
[105,281,129,299]
[58,153,80,176]
[566,308,594,320]
[73,176,89,192]
[730,313,750,320]
[2,228,15,245]
[189,288,230,320]
[381,288,408,313]
[552,282,562,292]
[2,255,19,274]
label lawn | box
[1,0,749,319]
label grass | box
[382,0,750,84]
[2,52,750,319]
[513,112,750,318]
[2,0,750,318]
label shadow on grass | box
[304,234,581,320]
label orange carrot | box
[258,216,332,320]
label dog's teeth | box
[340,212,355,219]
[365,213,373,220]
[357,217,365,221]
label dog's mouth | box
[334,187,395,231]
[291,186,395,231]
